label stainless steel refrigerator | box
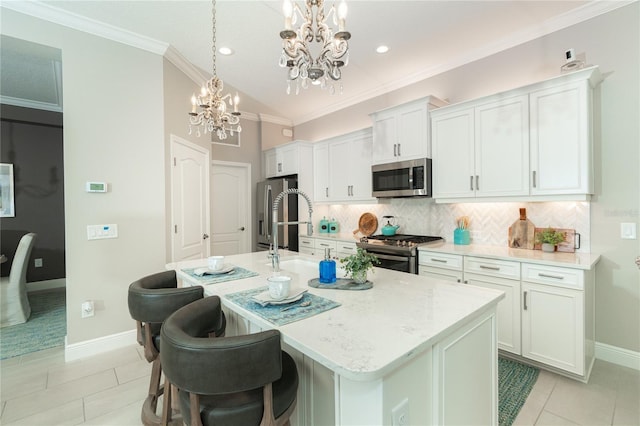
[256,176,299,252]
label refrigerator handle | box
[265,185,272,239]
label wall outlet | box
[81,300,95,318]
[34,258,43,268]
[621,223,637,239]
[391,398,409,426]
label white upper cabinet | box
[530,81,592,195]
[264,142,310,178]
[370,96,446,165]
[432,66,601,203]
[313,128,375,203]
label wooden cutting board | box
[533,228,577,253]
[353,212,378,238]
[508,208,536,249]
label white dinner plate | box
[193,265,234,276]
[251,289,307,306]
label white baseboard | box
[65,329,137,362]
[595,341,640,371]
[27,278,66,292]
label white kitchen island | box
[168,251,504,426]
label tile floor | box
[1,344,638,425]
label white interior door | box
[211,161,251,255]
[170,135,210,261]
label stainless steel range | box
[356,234,443,274]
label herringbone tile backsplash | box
[313,200,590,252]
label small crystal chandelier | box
[188,0,241,139]
[279,0,351,95]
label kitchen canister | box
[319,216,329,234]
[329,218,339,233]
[453,228,470,245]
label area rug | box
[499,356,540,426]
[0,289,66,360]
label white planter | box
[541,243,555,253]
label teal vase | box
[453,228,470,245]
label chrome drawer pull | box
[479,265,500,271]
[538,273,564,280]
[431,258,448,263]
[523,291,528,310]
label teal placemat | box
[225,286,341,326]
[308,277,373,290]
[181,266,259,285]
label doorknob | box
[238,227,245,231]
[203,233,209,239]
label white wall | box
[298,4,640,354]
[1,9,167,344]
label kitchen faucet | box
[270,188,313,272]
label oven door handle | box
[371,252,410,262]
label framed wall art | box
[0,163,15,217]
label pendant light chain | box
[211,0,217,78]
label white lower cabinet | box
[336,241,357,259]
[419,250,595,379]
[298,236,315,256]
[521,263,592,377]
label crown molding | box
[292,0,636,125]
[259,114,293,127]
[164,45,207,86]
[1,1,169,56]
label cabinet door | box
[521,281,584,375]
[313,143,330,202]
[397,102,428,161]
[279,144,299,176]
[348,132,374,200]
[431,108,475,198]
[419,265,463,283]
[372,111,397,164]
[475,96,529,197]
[530,81,592,195]
[264,149,279,178]
[328,138,352,200]
[465,273,521,355]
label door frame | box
[211,160,252,254]
[170,134,210,262]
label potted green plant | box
[340,248,380,284]
[536,227,565,253]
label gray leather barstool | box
[160,296,298,426]
[128,271,226,426]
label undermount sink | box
[270,258,318,273]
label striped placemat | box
[225,286,341,326]
[181,266,259,285]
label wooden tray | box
[533,228,579,253]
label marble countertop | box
[168,251,503,382]
[418,242,600,270]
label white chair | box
[1,233,37,327]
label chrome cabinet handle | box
[538,273,564,280]
[393,144,397,156]
[524,291,528,310]
[476,175,479,191]
[431,258,448,263]
[397,143,401,157]
[532,170,537,188]
[470,176,474,191]
[480,265,500,271]
[325,187,329,197]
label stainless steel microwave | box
[371,158,432,198]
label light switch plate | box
[621,223,637,239]
[87,224,118,240]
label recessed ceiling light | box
[376,45,389,54]
[219,47,234,55]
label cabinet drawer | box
[522,263,584,290]
[314,239,337,252]
[464,257,520,280]
[336,241,357,256]
[299,237,314,249]
[418,251,463,271]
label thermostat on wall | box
[86,182,108,193]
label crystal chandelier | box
[279,0,351,95]
[188,0,241,139]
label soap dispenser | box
[319,248,337,284]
